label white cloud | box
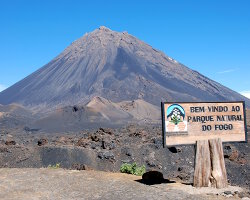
[217,68,239,74]
[0,84,7,92]
[240,91,250,99]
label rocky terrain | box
[0,97,160,132]
[0,109,249,190]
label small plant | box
[48,163,61,169]
[120,162,146,176]
[170,108,182,125]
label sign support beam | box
[194,138,228,188]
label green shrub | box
[120,162,146,176]
[48,163,61,169]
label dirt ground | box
[0,168,249,200]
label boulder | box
[37,138,48,146]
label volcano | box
[0,26,249,111]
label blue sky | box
[0,0,249,98]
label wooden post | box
[193,140,211,187]
[193,138,228,188]
[209,138,228,189]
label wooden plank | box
[209,138,228,189]
[193,140,211,187]
[165,133,245,146]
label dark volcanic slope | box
[0,26,249,109]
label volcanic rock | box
[71,163,93,171]
[37,138,48,146]
[76,138,89,148]
[142,171,164,184]
[5,140,16,146]
[98,151,115,160]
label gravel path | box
[0,168,245,200]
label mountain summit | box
[0,26,249,109]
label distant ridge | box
[31,97,160,132]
